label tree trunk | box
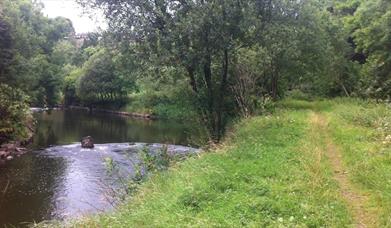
[341,82,350,97]
[187,66,198,93]
[202,28,216,139]
[204,55,213,113]
[271,60,278,100]
[216,49,229,141]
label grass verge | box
[325,99,391,226]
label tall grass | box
[325,99,391,226]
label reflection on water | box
[0,153,66,225]
[32,109,198,148]
[0,110,200,226]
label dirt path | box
[310,113,377,228]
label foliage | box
[0,0,76,106]
[63,67,83,106]
[75,0,369,141]
[230,46,273,117]
[2,0,391,138]
[103,156,143,204]
[140,145,171,172]
[76,48,136,107]
[101,145,176,208]
[335,0,391,99]
[4,0,390,140]
[51,40,78,66]
[0,84,31,144]
[29,54,63,107]
[122,68,199,120]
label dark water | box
[0,110,200,226]
[32,109,198,148]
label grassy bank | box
[57,99,391,227]
[75,89,198,121]
[325,100,391,226]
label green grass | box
[46,98,391,227]
[120,92,198,120]
[324,99,391,226]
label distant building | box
[65,33,90,48]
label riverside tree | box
[0,0,76,106]
[76,48,136,107]
[77,0,352,141]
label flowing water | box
[0,110,201,226]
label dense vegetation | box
[75,0,390,140]
[1,0,391,142]
[0,84,31,144]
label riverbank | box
[0,116,35,164]
[0,132,33,163]
[1,108,202,226]
[68,106,158,119]
[32,106,157,120]
[0,143,28,163]
[57,98,390,227]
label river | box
[0,109,201,226]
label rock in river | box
[81,136,94,148]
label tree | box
[78,0,294,140]
[0,0,76,106]
[230,46,271,118]
[46,17,74,50]
[29,54,63,107]
[349,0,391,99]
[0,84,31,144]
[77,48,132,106]
[51,40,78,66]
[64,67,83,106]
[0,14,13,81]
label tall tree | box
[78,0,310,140]
[0,14,13,80]
[1,0,76,106]
[350,0,391,99]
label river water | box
[0,110,200,226]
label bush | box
[123,87,199,121]
[285,89,314,101]
[0,83,31,144]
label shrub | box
[0,83,31,144]
[285,89,315,101]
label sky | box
[39,0,106,33]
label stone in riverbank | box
[0,151,8,158]
[67,106,157,119]
[81,136,94,148]
[0,143,28,163]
